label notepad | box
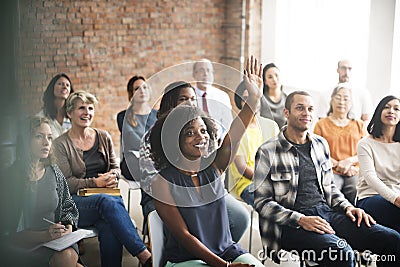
[28,229,94,252]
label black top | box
[289,140,327,211]
[83,133,107,178]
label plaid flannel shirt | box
[254,126,352,262]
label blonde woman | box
[53,91,152,267]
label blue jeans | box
[141,191,249,243]
[281,204,400,267]
[72,194,146,267]
[240,183,254,206]
[357,195,400,233]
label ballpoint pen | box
[42,217,68,231]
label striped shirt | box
[253,126,352,262]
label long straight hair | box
[126,75,147,127]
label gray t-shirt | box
[26,166,58,230]
[290,140,327,211]
[260,92,287,129]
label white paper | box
[31,229,93,252]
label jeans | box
[333,174,358,205]
[141,191,250,243]
[281,204,400,267]
[225,192,250,242]
[72,194,146,267]
[240,183,254,206]
[357,195,400,233]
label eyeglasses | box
[333,96,350,102]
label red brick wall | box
[17,0,261,155]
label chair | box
[148,210,165,267]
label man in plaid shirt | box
[254,91,400,266]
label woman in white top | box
[357,95,400,232]
[37,73,74,138]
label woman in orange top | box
[314,84,366,204]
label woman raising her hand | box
[149,57,264,267]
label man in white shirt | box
[317,59,373,122]
[336,59,372,122]
[192,58,233,138]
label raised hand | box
[243,55,263,101]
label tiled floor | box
[80,180,301,267]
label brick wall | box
[17,0,261,156]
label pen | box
[42,217,68,231]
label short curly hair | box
[149,105,218,170]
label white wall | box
[367,0,396,107]
[261,0,398,108]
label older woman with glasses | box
[53,91,152,267]
[314,83,366,204]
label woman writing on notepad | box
[10,116,81,266]
[53,91,152,267]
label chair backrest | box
[148,210,165,267]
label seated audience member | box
[37,73,74,139]
[137,81,197,224]
[192,58,233,138]
[191,59,251,241]
[314,84,366,204]
[259,63,287,129]
[10,116,81,267]
[357,95,400,232]
[137,81,250,242]
[229,81,279,205]
[118,75,157,181]
[149,57,264,267]
[53,91,151,267]
[254,91,400,266]
[336,59,372,122]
